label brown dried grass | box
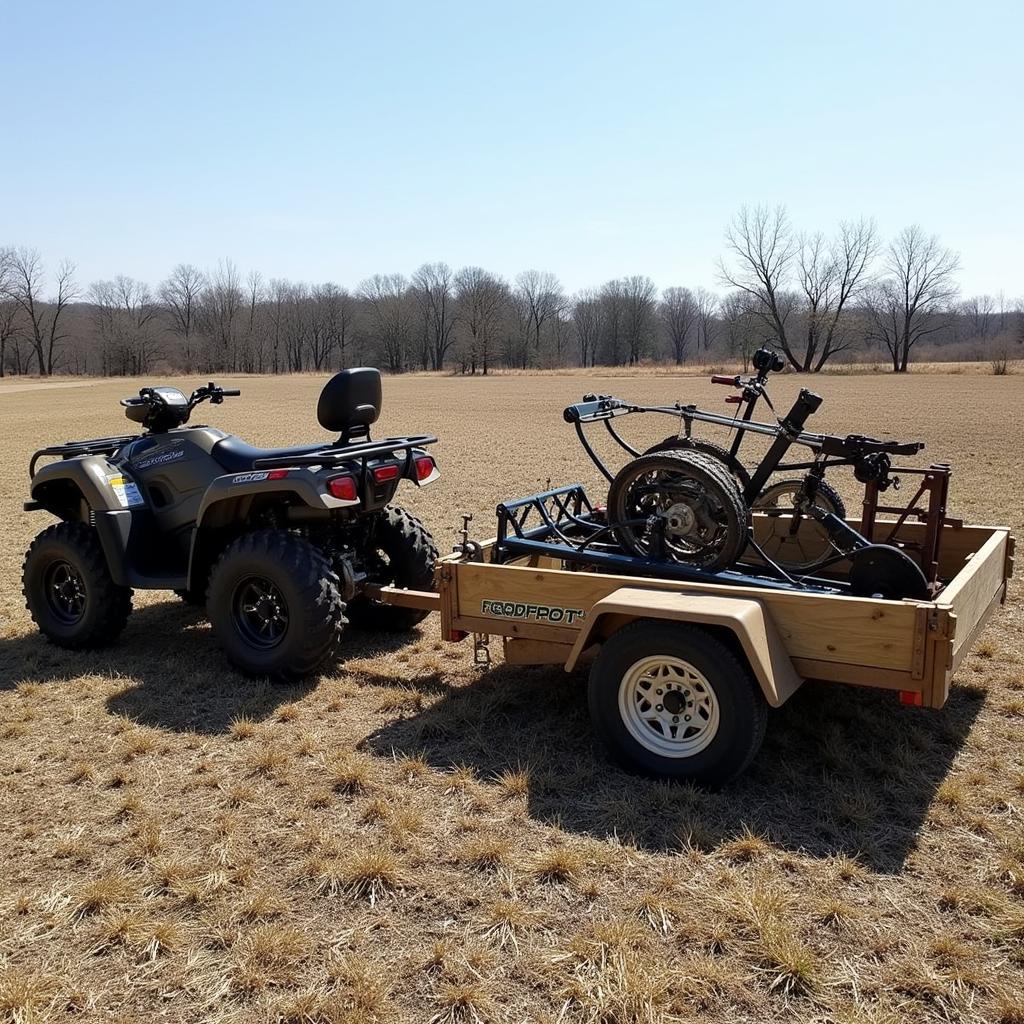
[1,370,1022,1021]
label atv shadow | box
[364,660,983,872]
[1,602,415,735]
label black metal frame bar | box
[29,435,141,478]
[251,434,437,469]
[492,483,844,595]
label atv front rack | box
[492,484,843,595]
[250,434,438,470]
[29,435,142,478]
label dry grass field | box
[1,369,1023,1024]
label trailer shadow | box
[365,662,984,872]
[1,602,410,735]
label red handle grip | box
[711,375,738,386]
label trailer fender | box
[564,587,804,708]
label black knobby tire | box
[751,477,846,573]
[588,620,768,787]
[206,529,346,679]
[645,436,752,490]
[607,449,749,571]
[347,506,439,631]
[22,521,132,649]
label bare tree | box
[159,264,206,366]
[622,275,658,365]
[719,205,798,367]
[0,248,20,377]
[199,260,243,371]
[865,226,960,372]
[454,266,507,374]
[6,248,78,375]
[794,218,877,370]
[358,274,411,373]
[694,287,720,352]
[961,294,996,340]
[720,291,761,371]
[658,287,697,364]
[515,270,563,362]
[412,262,457,371]
[90,276,159,375]
[596,279,628,365]
[572,290,604,368]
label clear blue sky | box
[3,0,1021,298]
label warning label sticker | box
[108,475,145,508]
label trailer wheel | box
[588,620,767,786]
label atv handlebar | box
[710,375,739,386]
[189,382,241,406]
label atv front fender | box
[27,456,145,587]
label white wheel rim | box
[618,655,720,758]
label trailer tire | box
[22,521,133,649]
[588,620,767,787]
[346,506,438,631]
[645,436,752,490]
[207,529,346,680]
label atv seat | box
[211,368,385,472]
[318,367,382,442]
[211,438,329,473]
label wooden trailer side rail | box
[425,518,1012,712]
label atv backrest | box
[317,367,382,440]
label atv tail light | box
[899,690,923,706]
[414,456,436,481]
[327,475,358,501]
[372,464,400,483]
[267,469,289,480]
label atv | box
[21,368,439,678]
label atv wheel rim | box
[618,655,720,758]
[44,560,86,624]
[233,575,289,649]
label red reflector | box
[414,456,435,481]
[267,469,288,480]
[447,629,469,642]
[899,690,923,706]
[372,464,400,483]
[327,475,358,501]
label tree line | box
[1,207,1020,378]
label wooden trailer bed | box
[430,516,1013,710]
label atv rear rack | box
[251,434,438,469]
[493,484,843,594]
[29,435,142,478]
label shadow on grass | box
[365,660,984,871]
[0,601,415,734]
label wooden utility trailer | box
[376,514,1013,785]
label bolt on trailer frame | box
[564,390,955,589]
[367,488,1012,782]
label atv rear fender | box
[186,468,359,591]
